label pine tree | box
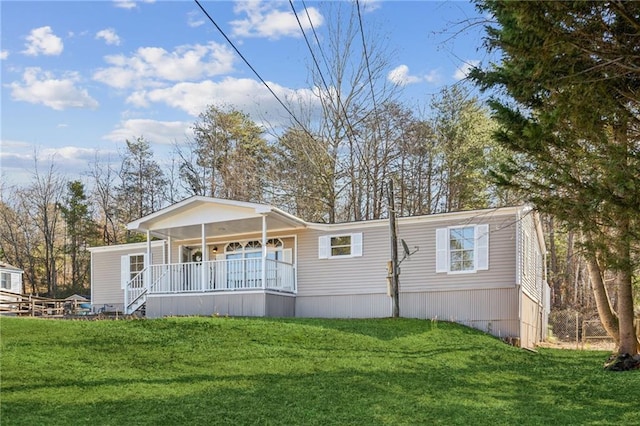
[471,0,639,357]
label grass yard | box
[1,317,638,425]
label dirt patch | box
[537,339,616,351]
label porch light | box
[212,246,218,253]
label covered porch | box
[124,197,307,315]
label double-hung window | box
[1,272,9,289]
[318,233,363,259]
[436,224,489,273]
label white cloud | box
[358,0,382,13]
[0,143,114,185]
[423,70,440,84]
[103,119,193,145]
[388,65,422,86]
[113,0,155,9]
[126,77,318,125]
[22,26,63,56]
[387,65,441,86]
[9,67,99,111]
[93,42,235,89]
[187,11,205,28]
[231,1,324,40]
[453,60,480,81]
[96,28,121,46]
[0,50,8,60]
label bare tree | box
[280,1,398,223]
[24,159,65,296]
[87,154,122,245]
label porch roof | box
[127,196,307,240]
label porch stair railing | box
[124,266,169,315]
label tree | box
[429,85,497,212]
[283,1,397,223]
[0,191,41,294]
[59,181,98,295]
[27,161,65,297]
[88,154,122,245]
[272,126,333,222]
[117,137,168,240]
[471,1,639,357]
[179,105,270,203]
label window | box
[318,233,363,259]
[436,225,489,273]
[1,272,9,289]
[222,239,285,289]
[129,255,145,280]
[449,227,475,271]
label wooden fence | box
[0,290,68,317]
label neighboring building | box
[0,262,23,303]
[89,196,549,348]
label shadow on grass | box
[3,367,638,426]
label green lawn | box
[1,317,637,425]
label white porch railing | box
[125,258,295,313]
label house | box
[0,262,23,305]
[89,196,549,348]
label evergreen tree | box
[117,137,168,241]
[59,181,98,295]
[471,0,639,356]
[179,105,270,203]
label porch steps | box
[126,289,147,315]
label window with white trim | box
[1,272,9,289]
[318,233,363,259]
[436,224,489,273]
[129,255,145,280]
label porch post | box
[167,237,172,264]
[261,214,267,289]
[201,223,206,292]
[146,230,152,265]
[146,230,152,290]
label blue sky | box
[1,0,489,185]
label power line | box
[289,0,331,98]
[355,0,385,155]
[194,0,315,144]
[290,0,378,198]
[194,0,336,192]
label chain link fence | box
[548,309,615,350]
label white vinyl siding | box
[435,224,489,274]
[318,233,363,259]
[91,242,164,309]
[298,210,518,299]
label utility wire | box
[356,0,390,216]
[355,0,385,152]
[194,0,316,145]
[290,0,377,197]
[194,0,335,192]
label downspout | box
[201,223,206,292]
[261,214,267,289]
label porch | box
[123,197,307,315]
[125,257,295,314]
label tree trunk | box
[614,216,639,355]
[584,251,620,345]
